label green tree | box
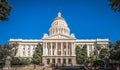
[32,43,42,64]
[76,45,88,64]
[109,40,120,61]
[94,44,102,55]
[82,44,87,55]
[76,45,82,63]
[0,0,12,21]
[0,44,16,60]
[0,43,18,66]
[99,48,109,59]
[11,57,20,65]
[87,55,100,63]
[11,58,31,65]
[109,0,120,12]
[0,45,4,67]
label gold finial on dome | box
[58,11,61,17]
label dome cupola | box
[49,12,70,36]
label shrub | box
[0,60,4,68]
[11,58,31,65]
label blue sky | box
[0,0,120,44]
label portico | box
[42,40,76,65]
[43,42,75,56]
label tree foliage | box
[109,40,120,61]
[0,0,12,21]
[99,48,109,59]
[76,45,87,64]
[11,58,31,65]
[95,45,102,55]
[32,43,42,64]
[109,0,120,12]
[0,43,18,66]
[88,55,100,63]
[0,43,18,60]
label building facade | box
[9,12,109,66]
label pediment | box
[42,34,75,40]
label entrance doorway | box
[68,58,72,64]
[63,59,66,64]
[52,59,55,63]
[47,59,50,64]
[58,59,61,64]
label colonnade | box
[43,42,75,56]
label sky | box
[0,0,120,44]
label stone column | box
[71,42,74,56]
[66,58,68,64]
[69,43,71,55]
[68,43,69,55]
[73,43,76,56]
[55,58,57,64]
[25,45,28,57]
[61,42,63,56]
[46,42,48,56]
[50,58,52,64]
[51,42,53,56]
[61,58,63,65]
[87,44,89,57]
[66,42,68,56]
[92,44,94,55]
[19,45,22,57]
[43,42,45,56]
[30,45,32,57]
[56,42,58,56]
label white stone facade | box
[9,12,109,66]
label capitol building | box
[9,12,109,66]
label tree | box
[109,40,120,61]
[0,43,18,66]
[82,44,87,56]
[99,48,109,59]
[76,45,88,64]
[0,0,12,21]
[109,0,120,12]
[0,45,5,67]
[94,44,102,55]
[32,43,43,64]
[11,58,31,65]
[76,45,82,63]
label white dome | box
[49,12,70,36]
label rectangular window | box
[23,51,25,56]
[23,47,25,50]
[28,47,30,50]
[28,51,30,56]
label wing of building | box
[9,12,109,66]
